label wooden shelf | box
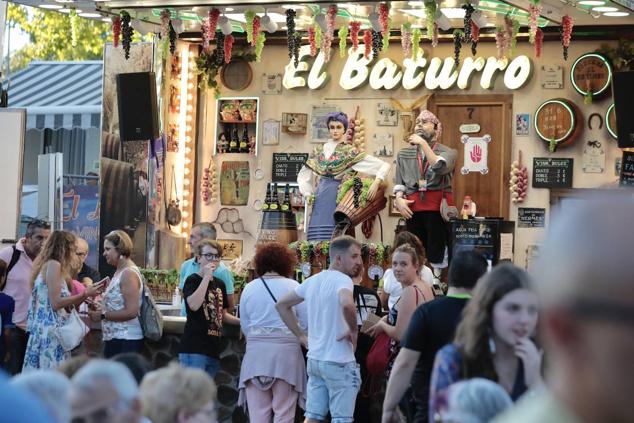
[219,120,256,124]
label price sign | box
[532,158,573,188]
[518,208,546,228]
[272,153,309,183]
[619,151,634,187]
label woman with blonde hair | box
[88,230,144,358]
[140,363,218,423]
[23,231,103,371]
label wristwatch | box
[100,312,106,321]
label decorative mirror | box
[220,59,253,91]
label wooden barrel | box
[257,211,298,245]
[606,103,617,140]
[534,98,583,150]
[571,53,612,100]
[334,187,387,228]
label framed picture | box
[388,195,401,217]
[262,119,280,145]
[311,104,339,142]
[217,239,243,261]
[261,73,282,95]
[515,113,530,136]
[373,133,394,157]
[282,112,308,135]
[376,102,398,126]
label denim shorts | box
[305,359,361,423]
[179,353,221,378]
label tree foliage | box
[7,4,111,71]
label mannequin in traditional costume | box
[393,110,457,282]
[297,112,391,241]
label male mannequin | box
[393,110,457,283]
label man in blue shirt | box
[179,222,234,315]
[0,293,14,370]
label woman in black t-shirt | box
[179,239,240,378]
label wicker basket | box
[140,269,179,304]
[334,187,387,228]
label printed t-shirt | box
[401,296,469,416]
[180,274,228,359]
[295,269,355,363]
[179,258,234,316]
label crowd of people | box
[1,192,633,423]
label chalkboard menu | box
[451,219,515,265]
[272,153,309,183]
[619,151,634,187]
[532,157,573,188]
[518,208,546,228]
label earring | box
[488,333,497,354]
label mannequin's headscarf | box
[417,109,442,144]
[326,112,349,132]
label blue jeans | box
[103,339,143,359]
[179,353,221,378]
[305,359,361,423]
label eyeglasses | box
[201,253,221,261]
[27,218,51,230]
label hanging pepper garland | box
[363,29,372,59]
[453,30,463,68]
[528,0,542,44]
[308,26,317,57]
[561,15,573,61]
[121,11,133,60]
[425,1,436,43]
[252,16,261,47]
[470,21,479,56]
[69,9,79,48]
[462,4,474,43]
[338,25,348,58]
[401,22,412,59]
[412,28,422,59]
[350,21,361,52]
[224,34,234,64]
[495,26,509,59]
[535,27,544,58]
[255,32,266,62]
[320,4,337,63]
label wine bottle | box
[229,124,239,153]
[240,125,249,153]
[281,184,291,212]
[269,183,280,211]
[261,183,271,211]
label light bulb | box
[186,125,192,132]
[185,147,192,154]
[182,211,189,218]
[182,221,189,228]
[188,83,194,89]
[187,105,193,112]
[184,168,190,175]
[184,178,190,185]
[187,93,193,100]
[183,200,189,207]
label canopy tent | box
[7,60,102,130]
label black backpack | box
[0,247,21,291]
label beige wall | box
[196,39,619,268]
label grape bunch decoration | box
[286,9,300,67]
[462,4,474,43]
[371,30,382,59]
[453,30,463,68]
[214,32,225,67]
[353,177,363,208]
[121,11,133,60]
[169,21,177,55]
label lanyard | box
[446,293,471,299]
[416,143,437,179]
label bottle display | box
[240,125,249,153]
[269,183,280,211]
[229,124,239,153]
[281,184,291,211]
[262,183,271,211]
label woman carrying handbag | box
[23,231,104,371]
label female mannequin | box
[297,112,391,241]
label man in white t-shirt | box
[276,235,362,423]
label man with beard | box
[277,236,362,423]
[0,219,50,374]
[393,110,457,286]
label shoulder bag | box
[54,306,89,352]
[138,270,164,341]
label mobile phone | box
[97,276,110,289]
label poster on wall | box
[217,239,243,261]
[220,161,250,205]
[311,104,339,143]
[376,102,398,126]
[461,134,491,175]
[373,133,394,157]
[515,114,530,136]
[582,140,605,173]
[63,184,100,268]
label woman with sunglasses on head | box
[179,239,239,378]
[89,230,143,358]
[428,263,543,422]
